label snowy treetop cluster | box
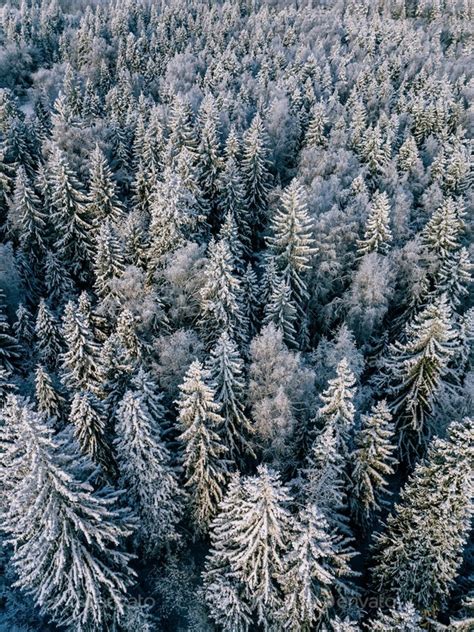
[0,0,472,630]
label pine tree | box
[422,197,464,261]
[13,302,34,348]
[0,365,16,406]
[223,466,291,627]
[198,95,223,203]
[208,332,255,460]
[436,247,472,309]
[303,423,351,536]
[166,96,199,164]
[115,390,182,550]
[203,474,253,632]
[70,390,114,477]
[116,308,142,362]
[131,367,167,432]
[199,238,247,348]
[60,300,100,392]
[43,249,74,306]
[0,398,136,631]
[241,262,260,339]
[266,179,316,338]
[241,112,271,222]
[87,144,124,226]
[276,504,357,631]
[0,289,20,372]
[94,218,125,298]
[219,211,245,271]
[217,154,250,252]
[305,102,328,148]
[368,600,423,631]
[263,275,298,348]
[357,191,393,256]
[318,358,357,457]
[350,400,397,528]
[49,146,93,278]
[35,363,64,421]
[96,332,135,416]
[382,294,458,460]
[34,299,62,369]
[176,360,229,534]
[372,418,473,616]
[9,166,46,262]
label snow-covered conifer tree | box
[1,397,136,630]
[34,299,62,368]
[382,294,458,459]
[87,144,124,226]
[94,218,125,298]
[0,289,20,372]
[368,601,423,631]
[60,300,100,392]
[176,360,229,534]
[263,276,298,348]
[357,191,393,256]
[372,418,473,615]
[208,332,255,460]
[35,363,64,421]
[350,400,397,528]
[241,113,271,222]
[115,390,182,549]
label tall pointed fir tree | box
[115,390,182,551]
[87,144,124,226]
[372,418,473,616]
[357,191,393,257]
[9,166,46,264]
[263,275,298,348]
[422,197,464,262]
[318,357,357,458]
[43,248,74,306]
[130,367,167,434]
[60,300,100,393]
[208,331,255,460]
[303,422,351,537]
[34,298,62,369]
[0,396,136,631]
[350,400,397,529]
[93,218,125,299]
[276,504,357,631]
[368,601,423,631]
[0,289,20,372]
[13,302,34,350]
[198,238,247,348]
[266,179,316,344]
[198,95,223,205]
[241,112,272,226]
[35,363,64,422]
[205,466,292,629]
[382,294,458,460]
[304,102,328,148]
[48,146,93,279]
[175,360,229,534]
[0,364,16,406]
[217,152,251,253]
[70,390,115,478]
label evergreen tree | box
[357,191,393,256]
[49,146,93,278]
[87,144,125,226]
[382,294,458,460]
[199,238,247,348]
[43,249,74,306]
[70,390,114,477]
[34,299,62,369]
[263,275,298,348]
[94,218,125,299]
[318,358,357,457]
[368,601,423,631]
[217,154,250,252]
[0,398,136,631]
[305,102,328,148]
[116,308,142,362]
[241,113,271,223]
[372,418,473,616]
[0,289,20,372]
[115,390,182,550]
[267,179,316,340]
[422,197,464,261]
[9,166,46,262]
[208,332,255,460]
[34,363,64,421]
[0,365,16,406]
[13,302,34,348]
[60,300,100,392]
[350,400,397,528]
[276,504,356,631]
[176,360,229,534]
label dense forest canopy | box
[0,0,472,630]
